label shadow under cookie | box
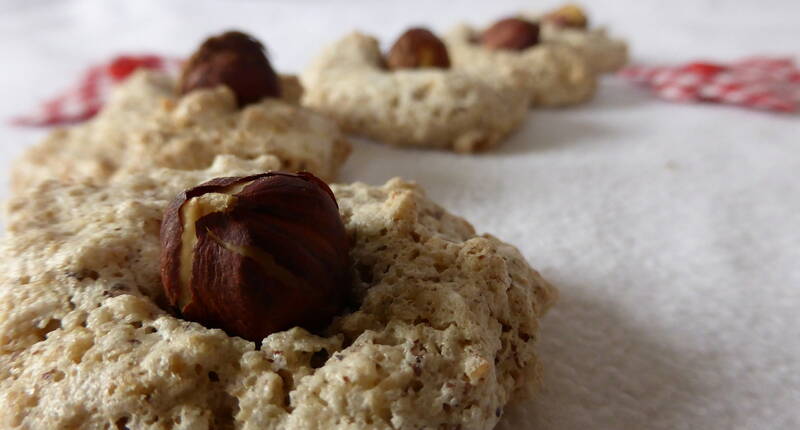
[497,284,721,429]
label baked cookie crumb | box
[522,8,629,74]
[0,157,555,429]
[301,32,529,153]
[11,70,350,196]
[445,23,597,107]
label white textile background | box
[1,1,798,429]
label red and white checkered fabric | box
[619,57,800,112]
[12,55,182,127]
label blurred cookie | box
[527,4,629,74]
[301,31,529,153]
[12,70,350,195]
[445,20,597,107]
[11,32,351,196]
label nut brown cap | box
[386,28,451,70]
[544,4,589,29]
[178,30,282,106]
[160,172,350,342]
[481,18,541,51]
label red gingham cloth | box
[12,55,182,127]
[619,57,800,112]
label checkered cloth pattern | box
[619,57,800,112]
[12,55,183,127]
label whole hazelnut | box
[481,18,541,51]
[160,172,350,342]
[544,4,589,29]
[386,28,451,70]
[178,30,282,107]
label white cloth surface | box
[1,0,798,428]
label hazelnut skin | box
[178,30,282,107]
[386,28,451,70]
[544,4,589,29]
[481,18,541,51]
[160,172,350,342]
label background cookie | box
[301,32,529,153]
[540,24,629,74]
[445,23,597,107]
[0,156,555,429]
[523,5,629,74]
[10,70,351,196]
[2,2,799,430]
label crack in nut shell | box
[386,28,451,70]
[481,18,541,51]
[160,172,350,342]
[178,30,282,107]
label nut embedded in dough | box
[386,27,451,70]
[481,17,541,51]
[179,30,282,106]
[160,172,350,342]
[301,32,529,152]
[0,162,557,429]
[522,7,628,73]
[445,23,597,107]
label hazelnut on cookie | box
[301,29,529,153]
[11,31,351,196]
[0,156,556,429]
[528,4,629,74]
[445,17,597,107]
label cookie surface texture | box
[521,11,629,74]
[0,157,556,429]
[301,32,529,153]
[445,24,597,107]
